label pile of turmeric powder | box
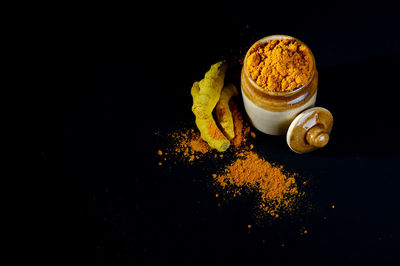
[214,151,300,218]
[246,39,313,92]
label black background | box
[39,1,400,265]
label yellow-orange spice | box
[230,100,250,148]
[207,122,225,140]
[215,151,299,217]
[246,39,313,92]
[189,134,211,153]
[159,99,302,218]
[165,129,212,162]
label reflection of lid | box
[286,107,333,154]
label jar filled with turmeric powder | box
[241,35,318,136]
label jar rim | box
[243,34,316,97]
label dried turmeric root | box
[191,61,230,152]
[215,83,238,140]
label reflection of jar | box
[241,35,318,135]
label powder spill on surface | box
[214,151,300,218]
[158,99,251,164]
[156,98,306,219]
[161,128,211,163]
[189,134,211,154]
[230,100,250,148]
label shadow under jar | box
[241,35,318,135]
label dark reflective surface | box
[41,1,400,265]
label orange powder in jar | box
[246,39,313,92]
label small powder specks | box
[162,129,212,164]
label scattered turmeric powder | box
[214,151,299,218]
[189,134,211,154]
[162,97,251,163]
[206,121,225,141]
[157,99,303,218]
[230,100,250,148]
[165,129,211,162]
[246,39,313,92]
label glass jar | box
[241,35,318,135]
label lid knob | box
[286,107,333,154]
[306,125,330,148]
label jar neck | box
[241,66,318,112]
